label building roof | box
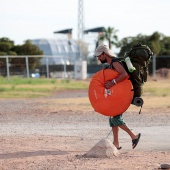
[31,38,80,65]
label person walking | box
[94,44,141,149]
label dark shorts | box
[109,114,125,127]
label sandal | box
[117,147,122,150]
[132,133,141,149]
[113,143,122,150]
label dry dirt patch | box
[0,89,170,170]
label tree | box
[0,38,17,67]
[0,37,15,54]
[99,27,118,48]
[117,32,167,57]
[12,40,43,55]
[159,36,170,55]
[11,40,43,70]
[0,38,43,74]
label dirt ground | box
[0,89,170,170]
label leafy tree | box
[148,32,163,56]
[117,32,166,57]
[11,40,43,70]
[12,40,43,55]
[0,37,15,53]
[99,27,118,48]
[0,38,43,71]
[159,36,170,55]
[0,37,16,67]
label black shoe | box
[132,133,141,149]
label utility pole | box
[78,0,84,40]
[75,0,87,80]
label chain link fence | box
[0,55,75,79]
[0,55,170,79]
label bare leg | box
[119,124,138,140]
[112,126,120,148]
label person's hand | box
[104,81,114,89]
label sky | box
[1,0,170,47]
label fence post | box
[152,55,156,80]
[63,59,67,78]
[6,56,10,80]
[46,57,49,78]
[25,56,30,78]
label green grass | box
[143,79,170,97]
[0,77,89,98]
[144,87,170,97]
[0,76,169,99]
[0,77,56,85]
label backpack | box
[109,44,153,110]
[122,43,153,97]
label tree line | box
[0,30,170,70]
[99,27,170,57]
[0,38,43,69]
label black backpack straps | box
[109,58,121,69]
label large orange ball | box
[88,69,134,116]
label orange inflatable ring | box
[88,69,134,116]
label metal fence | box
[0,55,76,79]
[0,55,170,80]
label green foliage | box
[50,79,56,84]
[99,27,118,48]
[10,40,43,69]
[117,32,169,57]
[0,37,15,56]
[13,40,43,55]
[0,37,43,71]
[0,42,12,52]
[159,36,170,55]
[0,52,7,55]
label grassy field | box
[36,77,170,112]
[0,77,89,98]
[143,78,170,97]
[0,76,169,111]
[140,78,170,109]
[0,76,169,98]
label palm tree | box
[99,27,118,49]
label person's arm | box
[104,62,128,89]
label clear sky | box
[1,0,170,45]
